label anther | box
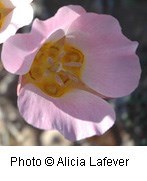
[58,51,65,61]
[49,63,62,72]
[65,71,79,82]
[55,74,64,86]
[63,62,82,67]
[25,39,84,98]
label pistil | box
[24,38,84,97]
[23,38,107,99]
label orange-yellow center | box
[24,38,84,97]
[0,2,12,29]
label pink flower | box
[0,0,33,43]
[1,5,141,141]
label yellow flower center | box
[24,38,85,97]
[0,2,12,29]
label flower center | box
[25,38,84,97]
[0,2,12,29]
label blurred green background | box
[0,0,146,146]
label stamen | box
[55,74,64,86]
[58,51,65,61]
[65,71,79,82]
[58,71,70,84]
[63,62,82,67]
[49,63,62,72]
[25,39,85,98]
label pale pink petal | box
[46,29,65,43]
[0,4,33,43]
[18,84,115,141]
[31,5,86,38]
[1,33,41,74]
[8,0,33,7]
[1,18,52,74]
[54,5,86,29]
[55,5,86,17]
[67,13,141,97]
[1,28,64,74]
[1,5,86,74]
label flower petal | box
[10,4,33,29]
[0,4,33,43]
[67,13,141,97]
[1,5,86,74]
[1,27,65,74]
[7,0,33,7]
[18,84,115,141]
[54,5,86,29]
[0,12,14,43]
[1,32,41,74]
[1,0,14,8]
[31,5,86,38]
[55,5,86,16]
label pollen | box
[24,37,84,97]
[0,2,12,29]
